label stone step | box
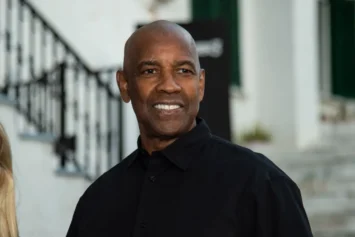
[276,153,355,170]
[305,197,355,236]
[311,214,355,231]
[311,213,355,237]
[304,196,355,215]
[314,230,355,237]
[321,180,355,198]
[280,160,355,183]
[299,179,355,199]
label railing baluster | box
[118,94,123,162]
[41,23,46,73]
[71,63,79,168]
[73,64,79,122]
[42,71,48,132]
[38,23,46,131]
[59,63,67,168]
[27,82,32,124]
[29,10,35,125]
[84,71,90,175]
[52,36,58,67]
[5,0,12,90]
[49,71,54,134]
[95,79,101,178]
[107,94,112,170]
[50,37,58,133]
[16,0,24,109]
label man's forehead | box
[139,36,193,54]
[127,28,194,53]
[123,20,199,71]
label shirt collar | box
[128,117,212,171]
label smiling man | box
[66,20,313,237]
[119,21,204,153]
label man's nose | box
[156,72,182,94]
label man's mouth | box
[153,104,182,110]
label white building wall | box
[28,0,192,68]
[293,0,320,149]
[0,101,89,237]
[256,0,297,148]
[231,0,259,139]
[238,0,320,150]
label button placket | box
[146,155,161,182]
[133,153,169,237]
[132,156,162,237]
[132,175,152,237]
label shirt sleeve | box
[252,175,314,237]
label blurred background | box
[0,0,354,236]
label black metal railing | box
[10,62,65,135]
[53,63,124,181]
[0,0,124,181]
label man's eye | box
[178,68,192,74]
[143,69,157,74]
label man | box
[66,20,313,237]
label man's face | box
[117,32,205,138]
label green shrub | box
[239,123,272,143]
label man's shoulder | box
[80,149,139,198]
[207,135,292,180]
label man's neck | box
[139,119,197,155]
[140,135,178,155]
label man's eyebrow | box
[137,60,160,69]
[174,60,196,69]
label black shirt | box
[66,118,313,237]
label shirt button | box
[149,175,156,182]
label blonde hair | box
[0,124,18,237]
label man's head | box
[117,20,205,140]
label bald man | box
[66,20,313,237]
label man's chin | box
[154,126,182,138]
[151,120,186,137]
[154,119,196,137]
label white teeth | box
[154,104,181,110]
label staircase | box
[271,123,355,237]
[0,0,125,235]
[0,0,124,181]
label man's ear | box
[116,70,131,103]
[198,69,205,102]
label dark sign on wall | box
[137,20,231,141]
